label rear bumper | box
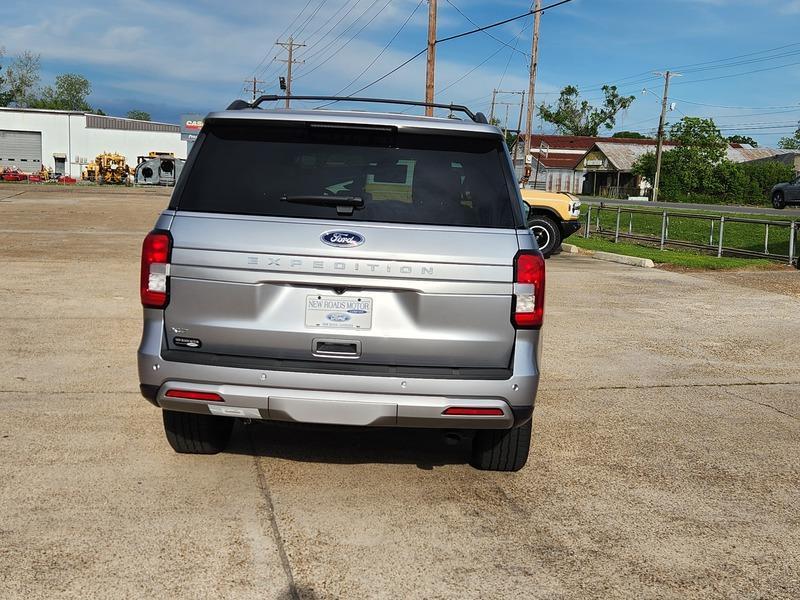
[138,312,541,430]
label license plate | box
[305,295,373,329]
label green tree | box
[31,73,93,111]
[612,131,650,139]
[538,85,635,136]
[0,50,41,106]
[126,109,151,121]
[778,124,800,149]
[0,47,6,105]
[740,161,795,196]
[726,134,758,147]
[633,117,792,204]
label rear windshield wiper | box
[280,195,364,215]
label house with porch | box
[574,141,789,198]
[575,140,674,197]
[517,134,668,194]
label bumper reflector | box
[442,407,504,416]
[164,389,224,402]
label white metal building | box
[0,107,186,177]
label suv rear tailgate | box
[164,215,518,368]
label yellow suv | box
[519,188,582,257]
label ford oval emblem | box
[321,230,365,248]
[326,312,351,322]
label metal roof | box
[592,141,676,171]
[86,114,179,133]
[0,107,179,131]
[725,146,785,162]
[0,106,84,116]
[529,134,661,150]
[585,141,787,171]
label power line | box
[295,0,383,72]
[438,46,507,96]
[569,41,800,99]
[437,0,574,45]
[290,0,361,54]
[295,0,392,81]
[292,0,330,40]
[255,1,337,87]
[292,0,363,60]
[318,0,576,104]
[331,0,426,97]
[443,0,528,57]
[438,24,530,100]
[250,0,314,77]
[666,97,800,110]
[668,41,800,72]
[679,48,800,75]
[258,0,362,84]
[671,59,800,86]
[345,48,427,97]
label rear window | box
[174,122,518,228]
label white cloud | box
[2,0,510,114]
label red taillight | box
[442,407,505,416]
[140,231,171,308]
[165,389,224,402]
[513,251,545,328]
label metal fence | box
[583,204,798,265]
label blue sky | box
[2,0,799,146]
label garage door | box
[0,130,43,170]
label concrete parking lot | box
[1,185,798,599]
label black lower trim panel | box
[161,349,512,380]
[140,384,160,406]
[511,406,534,427]
[562,220,582,236]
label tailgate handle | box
[313,338,361,358]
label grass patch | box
[579,205,795,256]
[568,236,775,270]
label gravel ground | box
[694,268,800,299]
[1,188,798,599]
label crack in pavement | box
[247,426,299,600]
[541,381,800,392]
[719,386,799,421]
[0,191,27,201]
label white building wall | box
[70,123,186,175]
[0,108,186,176]
[0,109,74,173]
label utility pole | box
[513,91,525,163]
[652,70,680,202]
[522,0,541,181]
[244,77,264,102]
[492,90,526,160]
[425,0,437,116]
[277,37,305,109]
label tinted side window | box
[176,122,517,228]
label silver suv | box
[137,96,544,471]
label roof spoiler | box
[225,95,489,124]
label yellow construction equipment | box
[83,153,131,184]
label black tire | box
[470,421,532,472]
[527,215,561,258]
[162,410,233,454]
[773,191,786,209]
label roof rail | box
[226,95,489,124]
